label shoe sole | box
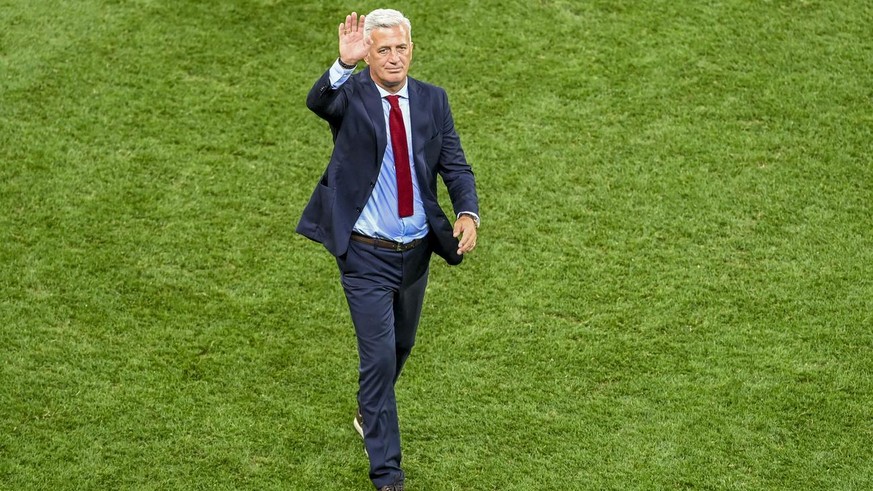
[353,415,364,440]
[353,416,367,457]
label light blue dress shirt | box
[328,60,479,242]
[329,62,428,242]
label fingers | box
[457,238,476,255]
[340,12,364,36]
[339,13,352,38]
[454,223,478,256]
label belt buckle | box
[393,241,404,252]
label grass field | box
[2,1,872,489]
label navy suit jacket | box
[297,67,479,265]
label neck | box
[372,76,407,94]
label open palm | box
[338,12,370,65]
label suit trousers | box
[336,237,431,487]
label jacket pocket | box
[310,181,335,235]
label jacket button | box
[355,207,361,212]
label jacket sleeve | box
[306,69,349,128]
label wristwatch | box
[337,57,357,70]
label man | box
[297,8,480,491]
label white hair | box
[364,8,412,39]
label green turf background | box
[2,1,871,489]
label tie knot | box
[386,95,400,108]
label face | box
[365,25,413,93]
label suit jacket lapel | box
[358,67,388,165]
[408,78,431,184]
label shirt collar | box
[375,78,409,100]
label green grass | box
[2,0,872,489]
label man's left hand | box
[453,216,478,255]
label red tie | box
[386,95,414,218]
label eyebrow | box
[378,43,408,50]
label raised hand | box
[338,12,370,66]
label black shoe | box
[353,409,367,457]
[378,482,404,491]
[354,409,364,440]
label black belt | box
[351,232,425,252]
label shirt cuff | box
[329,59,354,88]
[457,212,480,228]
